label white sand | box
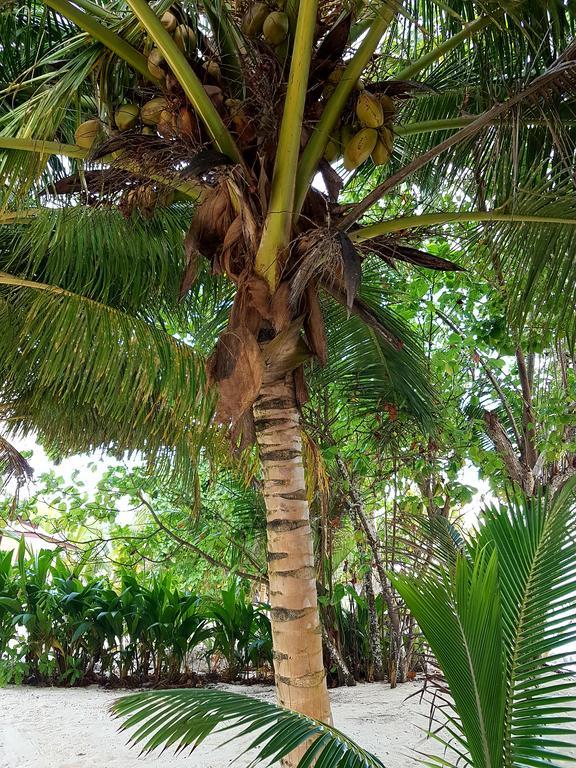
[0,682,449,768]
[0,682,574,768]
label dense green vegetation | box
[1,0,576,766]
[113,486,576,768]
[0,540,272,686]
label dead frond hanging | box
[291,229,362,312]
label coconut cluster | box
[73,94,179,148]
[241,3,289,45]
[73,8,217,152]
[324,88,396,171]
[72,3,398,182]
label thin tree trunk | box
[515,345,538,470]
[403,613,417,680]
[336,456,405,686]
[321,623,356,687]
[317,582,355,686]
[352,504,384,682]
[253,373,332,764]
[363,566,385,682]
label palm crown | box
[2,0,576,428]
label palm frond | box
[0,38,102,197]
[0,434,33,493]
[314,265,435,429]
[395,549,504,768]
[0,270,219,489]
[337,13,576,342]
[470,488,576,766]
[392,485,576,768]
[112,688,386,768]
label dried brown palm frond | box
[359,237,464,271]
[207,325,264,421]
[0,433,33,495]
[290,228,362,312]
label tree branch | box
[137,492,267,584]
[335,456,405,686]
[483,411,534,495]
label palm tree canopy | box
[1,0,576,478]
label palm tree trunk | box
[253,372,332,752]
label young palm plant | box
[2,0,576,745]
[113,482,576,767]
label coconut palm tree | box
[2,0,576,741]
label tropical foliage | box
[114,687,386,768]
[0,539,272,686]
[113,484,576,767]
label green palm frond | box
[112,688,386,768]
[353,172,576,341]
[315,269,434,428]
[205,474,266,537]
[0,38,102,196]
[1,203,232,339]
[472,173,576,340]
[0,271,219,488]
[397,1,575,75]
[0,1,151,196]
[470,488,576,767]
[2,204,216,321]
[394,549,505,768]
[392,485,576,768]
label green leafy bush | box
[0,540,272,686]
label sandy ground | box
[1,682,575,768]
[0,681,453,768]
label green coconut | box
[241,2,269,38]
[262,11,289,45]
[174,24,196,53]
[74,119,102,149]
[148,48,166,79]
[141,97,169,126]
[161,11,177,32]
[114,103,139,131]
